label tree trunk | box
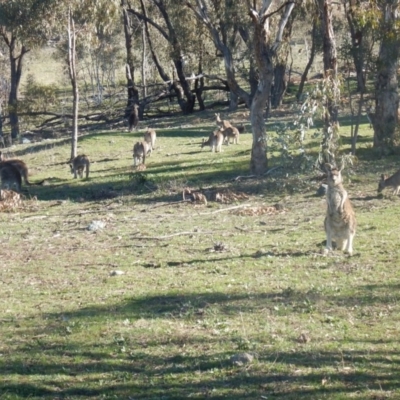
[249,2,295,175]
[174,57,196,114]
[373,1,400,151]
[319,0,338,124]
[194,49,205,111]
[4,33,28,140]
[271,12,293,109]
[344,0,366,92]
[122,3,140,124]
[296,20,317,100]
[187,4,251,108]
[271,63,287,108]
[68,7,78,160]
[249,12,271,175]
[141,22,147,99]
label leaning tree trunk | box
[5,35,28,140]
[373,1,400,151]
[122,4,140,124]
[187,3,251,109]
[271,12,294,109]
[296,19,317,100]
[67,7,78,160]
[173,57,196,114]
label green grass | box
[1,111,400,399]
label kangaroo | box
[0,162,22,192]
[221,126,240,145]
[324,163,356,256]
[70,155,90,179]
[215,113,233,130]
[378,169,400,195]
[133,141,151,166]
[0,152,32,185]
[144,128,157,152]
[201,130,224,153]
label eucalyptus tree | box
[58,0,119,159]
[121,0,140,128]
[343,0,375,93]
[0,0,59,140]
[372,0,400,151]
[188,0,295,174]
[127,0,201,114]
[187,1,252,109]
[318,0,339,124]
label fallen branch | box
[235,226,263,233]
[233,175,257,181]
[149,200,191,209]
[134,230,213,240]
[198,203,251,215]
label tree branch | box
[126,7,170,41]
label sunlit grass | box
[0,110,399,399]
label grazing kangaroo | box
[133,141,151,166]
[215,113,233,130]
[144,128,157,151]
[0,152,32,185]
[201,130,224,153]
[221,126,240,145]
[0,162,22,192]
[70,155,90,179]
[378,169,400,195]
[324,163,356,256]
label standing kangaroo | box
[215,113,233,130]
[324,163,356,256]
[144,128,157,152]
[221,126,240,145]
[377,169,400,195]
[133,141,151,166]
[201,130,224,153]
[70,155,90,179]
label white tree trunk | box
[68,7,78,160]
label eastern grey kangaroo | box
[0,162,22,192]
[377,169,400,195]
[144,128,157,151]
[324,163,356,256]
[221,126,240,145]
[215,113,233,130]
[133,141,151,166]
[201,130,224,153]
[0,151,33,185]
[70,155,90,179]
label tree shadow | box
[2,284,400,398]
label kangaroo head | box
[327,166,343,185]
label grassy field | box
[1,109,399,399]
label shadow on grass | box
[2,347,400,399]
[2,285,400,398]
